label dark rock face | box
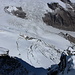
[59,32,75,43]
[4,6,26,19]
[47,52,67,75]
[47,3,59,10]
[43,0,75,31]
[0,56,28,75]
[60,0,71,4]
[47,52,75,75]
[12,10,26,18]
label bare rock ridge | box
[4,6,26,19]
[42,0,75,31]
[60,0,71,4]
[58,32,75,43]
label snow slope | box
[0,0,75,69]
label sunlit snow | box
[0,0,75,69]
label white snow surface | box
[0,0,75,69]
[7,6,18,12]
[0,47,8,55]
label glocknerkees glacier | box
[0,0,75,75]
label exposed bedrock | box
[42,0,75,31]
[4,6,26,19]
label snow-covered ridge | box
[47,47,75,75]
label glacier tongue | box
[0,0,75,69]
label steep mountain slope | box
[47,46,75,75]
[0,0,75,72]
[43,0,75,31]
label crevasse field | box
[0,0,75,69]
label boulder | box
[4,6,26,19]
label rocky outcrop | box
[47,51,75,75]
[4,6,26,19]
[47,52,66,75]
[42,0,75,31]
[58,32,75,43]
[60,0,71,4]
[66,45,75,55]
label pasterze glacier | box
[0,0,75,75]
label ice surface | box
[0,0,75,69]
